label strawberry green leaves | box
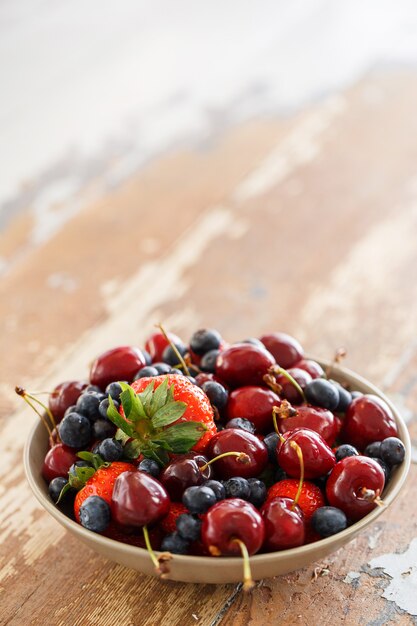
[57,452,110,502]
[152,422,207,453]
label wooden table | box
[1,60,417,624]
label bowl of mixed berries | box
[22,327,410,588]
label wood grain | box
[1,70,417,626]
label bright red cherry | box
[259,332,304,369]
[207,428,268,478]
[49,380,89,422]
[276,402,338,446]
[326,456,385,521]
[202,498,264,555]
[226,386,280,433]
[90,346,147,389]
[275,368,312,405]
[295,359,325,380]
[261,497,305,550]
[277,428,336,479]
[342,395,398,450]
[42,443,78,482]
[159,453,212,501]
[145,330,182,363]
[216,343,275,388]
[111,470,170,527]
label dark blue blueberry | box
[160,532,189,554]
[364,441,382,458]
[153,362,171,375]
[304,379,340,411]
[64,404,77,418]
[202,479,226,501]
[247,478,267,507]
[187,365,200,378]
[76,392,101,420]
[372,457,390,483]
[105,382,123,400]
[68,460,91,479]
[274,467,287,482]
[99,398,119,419]
[142,349,152,366]
[134,366,159,380]
[92,419,116,441]
[176,513,202,541]
[186,376,198,386]
[48,476,69,503]
[138,458,160,477]
[315,473,330,490]
[79,496,111,533]
[182,485,217,514]
[190,329,222,356]
[224,477,251,500]
[380,437,406,467]
[225,417,255,434]
[330,381,352,413]
[58,412,91,448]
[96,438,123,462]
[199,349,219,373]
[162,342,187,366]
[264,432,279,463]
[335,444,359,462]
[201,381,228,411]
[311,506,347,537]
[85,384,101,393]
[169,368,184,376]
[351,391,363,400]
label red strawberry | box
[74,461,134,522]
[159,502,188,534]
[267,479,325,524]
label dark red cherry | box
[49,380,89,422]
[275,368,312,405]
[90,346,147,389]
[42,443,78,482]
[342,395,398,450]
[226,386,280,433]
[207,428,268,478]
[195,372,229,389]
[201,498,265,556]
[145,330,181,363]
[326,456,385,521]
[294,359,325,380]
[216,343,275,388]
[277,404,338,446]
[111,470,170,527]
[159,453,212,501]
[277,428,336,479]
[259,332,304,369]
[261,496,305,550]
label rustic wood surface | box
[1,68,417,625]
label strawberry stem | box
[199,451,250,472]
[232,538,255,592]
[289,440,304,510]
[156,323,191,376]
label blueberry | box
[372,457,390,483]
[105,382,123,400]
[187,365,200,378]
[68,460,91,479]
[162,343,187,366]
[138,458,160,477]
[134,366,159,380]
[96,438,123,462]
[76,392,101,420]
[186,376,198,386]
[153,362,171,375]
[58,412,91,448]
[304,379,340,410]
[274,467,287,482]
[380,437,406,467]
[264,432,279,463]
[92,419,116,441]
[48,476,69,503]
[224,477,251,500]
[182,485,217,514]
[201,381,228,411]
[199,349,219,373]
[364,441,382,458]
[202,479,225,501]
[176,513,202,541]
[242,338,266,350]
[99,398,119,419]
[335,444,359,462]
[311,506,347,537]
[160,532,189,554]
[225,417,255,434]
[351,391,363,400]
[330,381,352,413]
[79,496,111,533]
[63,404,77,418]
[85,384,101,393]
[315,473,330,490]
[190,329,222,356]
[142,349,152,366]
[247,478,267,507]
[169,368,184,376]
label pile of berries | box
[20,327,406,589]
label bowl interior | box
[24,360,411,584]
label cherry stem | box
[271,407,286,442]
[199,452,250,473]
[15,387,54,440]
[142,524,160,570]
[232,538,255,592]
[359,488,385,508]
[270,366,306,403]
[325,347,347,378]
[156,323,191,376]
[263,373,282,395]
[289,440,304,510]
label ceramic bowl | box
[24,360,411,584]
